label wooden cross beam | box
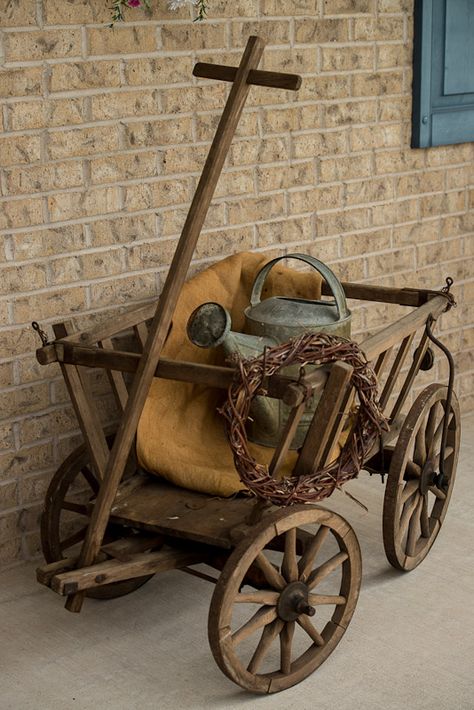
[65,35,302,613]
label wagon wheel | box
[209,506,361,693]
[41,433,156,599]
[383,384,460,572]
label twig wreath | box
[220,332,389,506]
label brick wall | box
[0,0,473,568]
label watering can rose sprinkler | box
[187,254,351,449]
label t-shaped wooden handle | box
[193,62,302,91]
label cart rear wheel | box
[41,433,155,599]
[208,506,361,693]
[383,384,460,572]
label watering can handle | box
[250,253,350,320]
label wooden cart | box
[34,37,461,694]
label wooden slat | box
[53,323,109,480]
[379,333,415,411]
[100,338,128,411]
[390,332,430,422]
[321,281,435,307]
[52,547,211,595]
[359,295,447,361]
[134,322,149,351]
[294,361,354,477]
[269,400,307,478]
[193,62,301,90]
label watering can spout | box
[187,302,277,359]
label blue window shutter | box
[412,0,474,148]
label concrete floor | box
[1,415,473,710]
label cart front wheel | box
[41,433,156,599]
[383,384,460,572]
[208,506,361,693]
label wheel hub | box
[277,581,315,622]
[419,459,436,495]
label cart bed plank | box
[109,478,255,549]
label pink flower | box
[127,0,141,6]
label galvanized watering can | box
[187,254,351,449]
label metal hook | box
[31,321,49,346]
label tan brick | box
[9,98,85,131]
[378,97,412,122]
[13,287,87,323]
[0,0,37,26]
[0,383,49,421]
[161,84,226,114]
[317,207,371,235]
[160,202,226,236]
[323,0,374,13]
[393,220,440,247]
[47,187,121,221]
[299,74,351,101]
[349,124,402,150]
[228,193,285,224]
[4,29,81,62]
[89,151,159,185]
[320,153,372,182]
[292,130,347,160]
[352,71,403,97]
[261,47,317,74]
[48,126,120,160]
[257,162,313,193]
[255,216,312,248]
[0,481,18,510]
[123,116,193,149]
[162,23,226,51]
[416,239,462,266]
[124,177,193,212]
[0,196,43,230]
[4,161,83,195]
[211,0,258,16]
[88,26,156,56]
[0,134,41,167]
[341,228,391,257]
[0,363,14,389]
[196,109,259,142]
[354,16,405,41]
[322,45,374,72]
[124,55,192,86]
[230,19,291,45]
[371,197,419,226]
[91,89,161,121]
[420,191,466,219]
[49,61,122,93]
[43,0,111,23]
[344,177,394,205]
[0,421,15,450]
[445,166,472,190]
[288,184,343,214]
[18,407,78,446]
[396,171,444,197]
[324,100,377,128]
[0,67,42,98]
[366,247,414,278]
[215,168,255,198]
[261,0,316,13]
[294,18,349,43]
[88,214,156,246]
[90,272,157,308]
[12,224,87,260]
[375,149,425,174]
[229,136,289,167]
[262,105,322,134]
[0,263,47,295]
[377,43,411,70]
[49,248,125,285]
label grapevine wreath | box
[220,331,389,507]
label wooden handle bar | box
[193,62,302,91]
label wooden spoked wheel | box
[41,434,154,599]
[208,506,361,693]
[383,384,460,572]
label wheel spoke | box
[428,412,453,459]
[281,528,299,583]
[298,525,330,583]
[296,614,325,647]
[414,424,427,466]
[420,494,431,538]
[235,591,279,605]
[247,618,284,674]
[398,492,420,540]
[61,500,90,516]
[232,605,277,646]
[428,485,446,500]
[59,525,88,552]
[405,460,421,478]
[306,551,348,591]
[254,552,286,591]
[401,479,420,504]
[308,593,346,606]
[279,621,295,674]
[406,497,422,556]
[81,466,99,494]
